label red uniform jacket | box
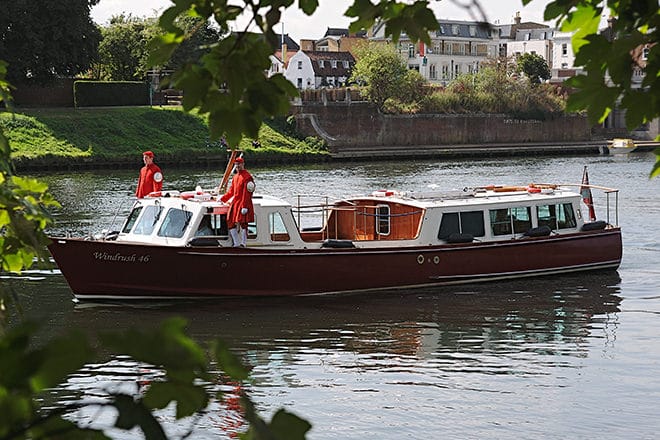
[136,163,163,198]
[220,170,254,227]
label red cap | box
[143,151,154,158]
[235,157,244,163]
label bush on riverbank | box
[0,106,328,169]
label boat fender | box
[581,220,607,231]
[104,230,120,241]
[187,237,223,247]
[321,239,355,248]
[446,233,474,244]
[523,225,551,237]
[526,186,542,194]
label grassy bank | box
[0,106,328,170]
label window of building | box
[297,60,303,69]
[343,60,349,68]
[562,43,568,56]
[318,60,324,68]
[331,60,337,68]
[408,44,415,58]
[429,64,437,79]
[469,25,476,37]
[642,46,650,60]
[297,78,302,89]
[452,24,459,35]
[524,33,531,41]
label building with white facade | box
[284,50,355,90]
[371,20,499,85]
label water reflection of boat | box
[47,157,622,300]
[67,272,622,359]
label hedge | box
[74,81,150,107]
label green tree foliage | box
[96,14,222,82]
[350,41,410,110]
[0,0,101,84]
[517,52,551,84]
[97,14,157,81]
[167,15,223,72]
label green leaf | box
[651,148,660,179]
[30,331,93,391]
[144,381,208,418]
[113,394,168,439]
[268,409,312,440]
[212,339,249,381]
[299,0,319,15]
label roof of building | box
[273,33,300,51]
[304,51,356,76]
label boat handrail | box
[545,182,619,227]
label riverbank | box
[0,107,329,171]
[2,106,648,171]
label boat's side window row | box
[438,210,486,240]
[490,207,532,236]
[537,203,577,230]
[195,214,228,237]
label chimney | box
[514,11,521,25]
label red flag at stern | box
[580,166,596,221]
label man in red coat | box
[136,151,163,198]
[220,157,255,247]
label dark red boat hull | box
[47,228,622,299]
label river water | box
[6,153,660,439]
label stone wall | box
[291,102,592,152]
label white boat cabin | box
[111,184,618,249]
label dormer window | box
[319,60,324,68]
[452,25,459,35]
[331,60,337,68]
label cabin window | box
[438,211,485,240]
[157,208,193,238]
[122,206,143,233]
[195,214,228,237]
[132,205,163,235]
[269,212,290,242]
[490,208,512,236]
[376,204,390,235]
[490,207,532,236]
[511,206,532,233]
[537,203,577,230]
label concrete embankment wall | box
[291,102,595,157]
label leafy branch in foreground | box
[532,0,660,176]
[1,318,311,440]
